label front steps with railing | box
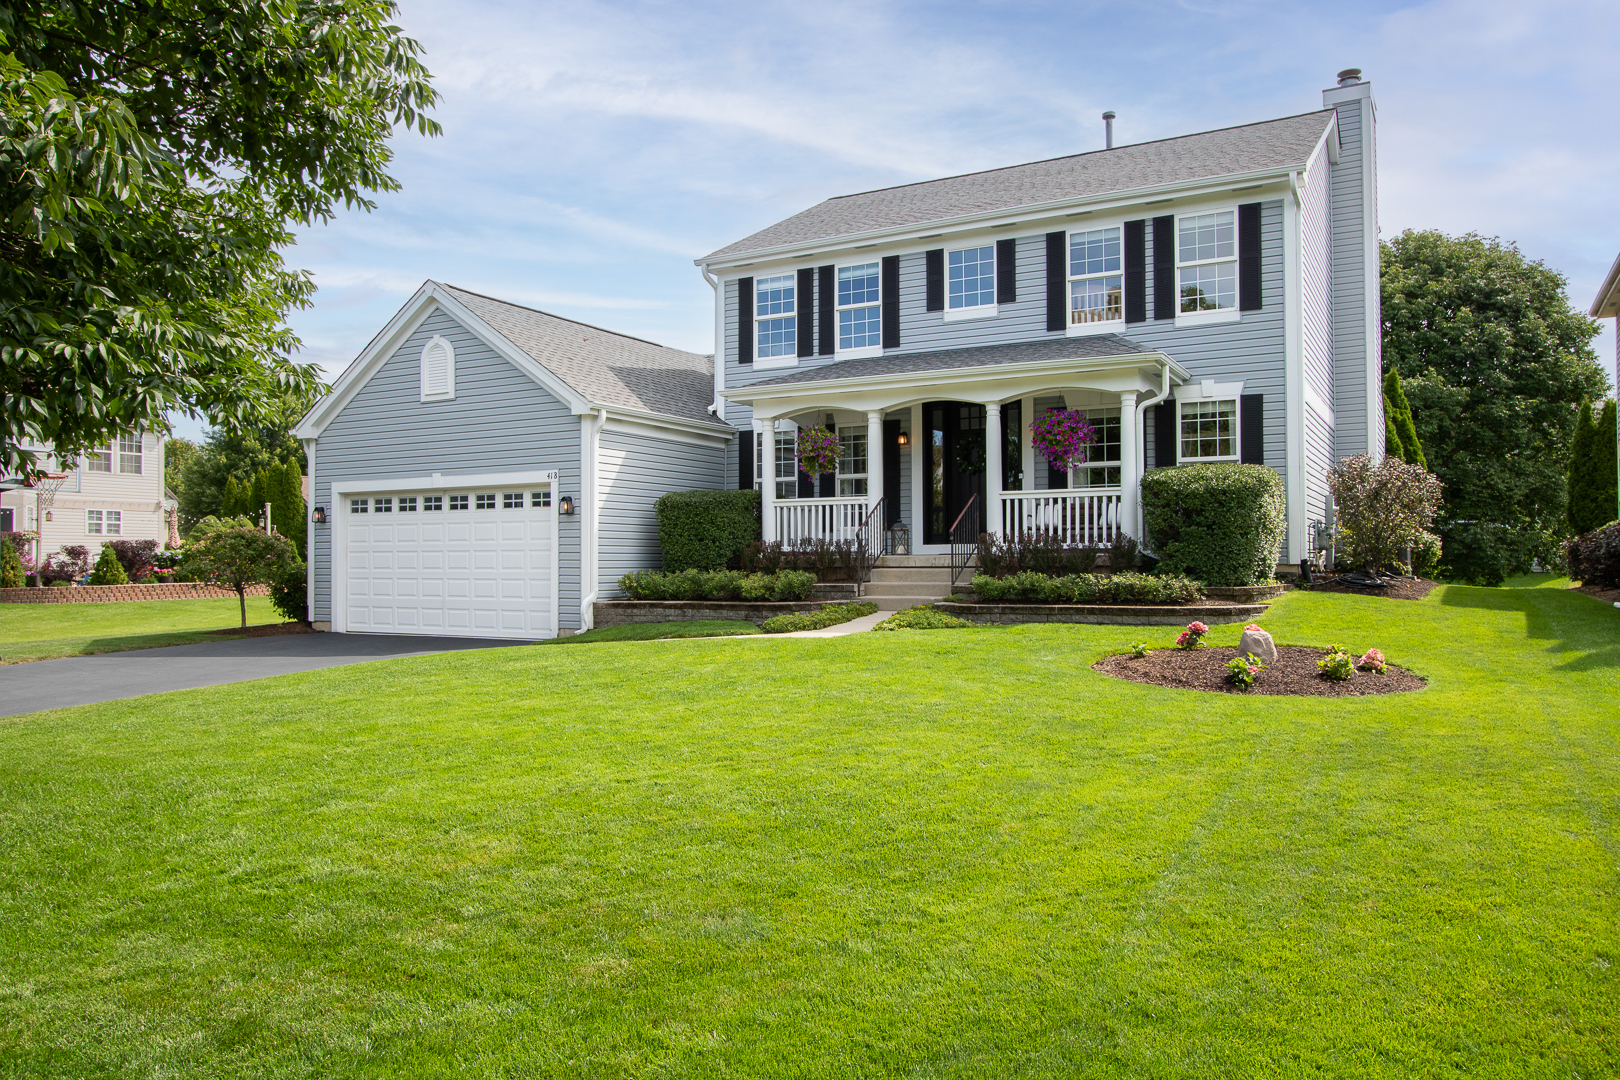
[863,554,969,610]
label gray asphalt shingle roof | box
[704,111,1335,262]
[442,284,720,426]
[733,335,1151,392]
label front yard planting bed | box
[1095,644,1426,696]
[594,599,865,627]
[939,600,1268,625]
[1309,574,1438,601]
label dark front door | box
[923,401,986,545]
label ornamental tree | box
[184,526,297,627]
[1326,453,1444,576]
[0,2,438,475]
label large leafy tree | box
[1381,230,1607,584]
[0,1,437,476]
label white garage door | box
[342,485,555,639]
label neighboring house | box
[1587,252,1620,511]
[0,432,171,565]
[702,70,1383,562]
[292,283,733,637]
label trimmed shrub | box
[88,544,130,585]
[970,570,1203,605]
[617,568,815,602]
[0,536,21,588]
[741,538,859,581]
[655,489,760,572]
[761,601,877,634]
[1565,521,1620,589]
[269,561,309,623]
[1141,463,1287,586]
[976,531,1139,578]
[874,606,971,631]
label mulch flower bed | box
[205,622,318,639]
[1306,575,1437,601]
[1575,584,1620,605]
[1094,645,1425,697]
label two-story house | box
[295,71,1381,639]
[1,433,173,568]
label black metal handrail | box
[949,494,980,587]
[852,497,884,596]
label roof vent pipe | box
[1336,68,1363,86]
[1102,111,1116,149]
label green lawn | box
[0,596,282,663]
[553,618,761,643]
[1,578,1616,1077]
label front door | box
[923,401,986,545]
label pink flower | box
[1244,624,1263,632]
[1188,622,1208,634]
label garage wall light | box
[558,495,576,516]
[312,506,327,524]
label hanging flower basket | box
[797,426,842,479]
[1028,408,1097,472]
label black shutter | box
[880,255,900,349]
[737,277,754,364]
[1239,202,1262,311]
[1155,399,1177,468]
[796,268,814,357]
[1240,394,1264,464]
[1045,231,1065,331]
[1152,215,1175,320]
[818,265,834,355]
[1124,219,1146,323]
[883,419,902,528]
[819,471,836,498]
[925,249,944,312]
[798,471,814,498]
[996,238,1017,303]
[738,430,753,490]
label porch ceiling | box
[727,335,1189,415]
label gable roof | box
[703,110,1336,263]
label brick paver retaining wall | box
[594,600,854,627]
[1,583,270,604]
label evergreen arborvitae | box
[221,475,244,519]
[0,535,23,588]
[1568,399,1600,534]
[1594,400,1619,529]
[247,468,270,527]
[88,543,129,585]
[1385,408,1405,462]
[270,457,307,555]
[1383,368,1425,468]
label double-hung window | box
[85,445,112,472]
[755,274,796,359]
[1068,227,1123,329]
[118,435,143,474]
[948,246,995,311]
[837,263,881,351]
[1180,399,1238,461]
[837,426,868,496]
[86,509,121,535]
[1074,409,1122,488]
[1177,211,1237,315]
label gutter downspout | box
[1134,362,1174,545]
[701,264,725,421]
[579,407,607,631]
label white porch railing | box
[997,490,1124,545]
[774,497,870,544]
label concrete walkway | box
[0,633,528,717]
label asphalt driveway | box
[0,633,530,717]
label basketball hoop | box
[23,471,69,571]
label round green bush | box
[87,543,130,585]
[654,489,760,572]
[1141,463,1287,587]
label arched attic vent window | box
[420,335,455,401]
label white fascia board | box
[1590,250,1620,317]
[603,413,733,448]
[593,404,735,440]
[331,469,561,496]
[696,166,1306,272]
[294,282,594,439]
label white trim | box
[1065,220,1126,332]
[419,335,455,401]
[1177,379,1245,403]
[304,437,316,621]
[1173,308,1241,328]
[1283,170,1307,561]
[330,470,560,497]
[834,345,883,361]
[1173,204,1241,319]
[755,355,800,370]
[1175,398,1242,464]
[942,304,997,322]
[834,258,883,354]
[1066,320,1128,337]
[1305,384,1335,427]
[602,414,731,448]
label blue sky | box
[174,0,1620,439]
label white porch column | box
[1118,391,1139,541]
[758,417,776,543]
[866,410,884,522]
[984,401,1002,538]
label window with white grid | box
[755,274,797,359]
[1180,399,1238,460]
[1068,227,1123,327]
[86,445,112,472]
[117,435,143,474]
[1073,409,1122,488]
[1177,211,1236,313]
[837,263,881,350]
[837,426,868,496]
[948,246,995,309]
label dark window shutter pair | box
[795,268,814,357]
[1124,219,1147,323]
[1154,399,1177,467]
[737,431,753,490]
[996,238,1017,303]
[1044,232,1065,331]
[1240,394,1265,464]
[880,255,900,349]
[737,277,754,364]
[925,249,944,312]
[817,265,834,354]
[1152,215,1175,320]
[1239,202,1262,311]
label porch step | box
[876,554,967,569]
[867,567,958,583]
[864,580,957,597]
[868,592,960,611]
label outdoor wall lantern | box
[896,431,910,447]
[312,506,327,524]
[887,522,910,556]
[559,495,577,516]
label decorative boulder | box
[1238,625,1277,665]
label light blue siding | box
[310,307,586,628]
[1301,138,1337,531]
[1329,95,1381,458]
[598,429,727,597]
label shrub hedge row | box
[617,568,816,602]
[874,606,971,630]
[655,490,760,572]
[1141,463,1287,587]
[976,531,1139,578]
[970,570,1204,605]
[761,601,877,634]
[1565,521,1620,589]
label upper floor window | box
[755,273,797,359]
[1180,399,1238,461]
[837,426,868,496]
[1069,227,1123,328]
[85,444,112,472]
[1178,211,1236,314]
[837,263,881,351]
[948,246,995,310]
[118,435,142,474]
[86,509,122,534]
